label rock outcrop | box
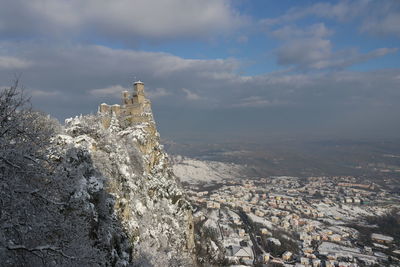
[0,82,195,266]
[57,106,196,265]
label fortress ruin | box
[98,81,153,128]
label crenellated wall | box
[99,81,154,128]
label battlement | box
[99,81,153,128]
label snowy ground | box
[171,156,246,184]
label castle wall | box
[111,104,121,115]
[99,103,110,113]
[98,81,153,128]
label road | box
[237,210,263,265]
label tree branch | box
[6,244,76,259]
[32,191,66,206]
[0,156,21,169]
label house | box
[206,201,215,209]
[291,218,299,227]
[300,232,311,241]
[312,258,321,267]
[300,257,310,265]
[255,210,264,217]
[325,260,336,267]
[233,217,241,225]
[260,228,269,235]
[242,206,251,212]
[238,229,245,237]
[345,197,353,203]
[282,251,292,261]
[281,220,290,230]
[303,247,314,254]
[226,245,253,261]
[327,254,337,261]
[330,234,341,242]
[371,233,394,244]
[262,253,270,263]
[271,216,279,223]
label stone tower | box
[98,80,153,128]
[134,81,145,104]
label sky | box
[0,0,399,143]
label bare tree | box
[0,80,133,266]
[0,79,58,174]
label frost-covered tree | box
[0,80,195,266]
[0,81,130,266]
[0,80,57,173]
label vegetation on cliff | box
[0,81,195,266]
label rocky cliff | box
[58,111,195,266]
[0,106,195,266]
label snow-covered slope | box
[172,156,246,184]
[0,85,197,266]
[56,114,196,266]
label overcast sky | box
[0,0,399,142]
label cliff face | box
[0,81,195,266]
[56,111,195,266]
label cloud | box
[147,88,170,99]
[361,8,400,38]
[30,89,60,97]
[277,38,332,68]
[0,56,32,69]
[261,0,367,26]
[276,36,398,70]
[271,23,332,40]
[182,88,202,100]
[90,85,130,99]
[0,41,399,139]
[0,0,247,42]
[262,0,400,39]
[233,96,285,108]
[262,2,399,71]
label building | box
[260,228,269,235]
[282,251,292,261]
[300,257,310,265]
[262,253,270,263]
[98,81,153,128]
[238,229,245,237]
[312,258,321,267]
[226,245,253,261]
[371,233,394,244]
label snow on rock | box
[58,112,196,265]
[267,237,281,246]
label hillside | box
[0,83,195,266]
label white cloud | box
[261,0,367,26]
[30,89,60,97]
[182,88,202,100]
[271,23,332,40]
[361,10,400,38]
[234,96,284,108]
[277,38,332,68]
[147,88,170,99]
[0,56,32,69]
[276,36,398,70]
[0,0,247,42]
[262,0,400,39]
[0,41,399,140]
[90,85,129,97]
